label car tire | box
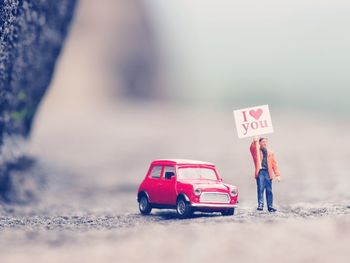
[221,208,235,216]
[139,195,152,215]
[176,198,193,219]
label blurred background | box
[33,0,350,110]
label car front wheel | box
[221,208,235,216]
[176,198,192,218]
[139,195,152,215]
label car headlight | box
[230,186,238,196]
[194,187,202,196]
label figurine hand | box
[275,176,281,182]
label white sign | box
[233,105,274,138]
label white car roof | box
[152,159,215,166]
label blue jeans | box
[256,169,273,208]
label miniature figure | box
[137,159,238,218]
[250,137,281,212]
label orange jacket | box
[250,142,280,179]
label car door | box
[158,165,177,205]
[146,165,163,204]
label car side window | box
[163,166,175,180]
[149,165,162,179]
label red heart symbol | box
[249,108,263,120]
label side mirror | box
[220,178,223,182]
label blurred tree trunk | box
[0,0,77,203]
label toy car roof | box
[151,159,215,166]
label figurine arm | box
[250,137,259,158]
[250,141,256,156]
[271,153,281,177]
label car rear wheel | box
[221,208,235,216]
[139,195,152,215]
[176,198,192,219]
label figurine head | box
[259,137,268,149]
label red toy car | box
[137,159,238,218]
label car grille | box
[199,192,230,203]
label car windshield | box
[178,167,218,180]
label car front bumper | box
[190,203,237,208]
